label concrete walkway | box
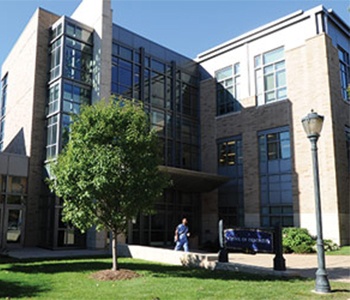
[3,247,350,283]
[228,253,350,283]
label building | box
[197,6,350,246]
[0,0,348,250]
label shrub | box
[282,227,316,254]
[323,239,340,252]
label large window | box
[259,127,293,227]
[216,63,241,115]
[64,37,92,85]
[218,138,242,166]
[1,74,7,117]
[62,82,91,114]
[255,47,287,105]
[48,84,60,115]
[339,47,350,102]
[46,115,58,160]
[0,74,7,151]
[50,38,62,81]
[217,136,244,227]
[346,126,350,172]
[111,42,200,170]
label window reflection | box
[7,209,23,243]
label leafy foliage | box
[282,228,316,254]
[323,239,340,252]
[48,98,169,269]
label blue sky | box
[0,0,349,67]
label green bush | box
[323,239,340,252]
[282,227,316,253]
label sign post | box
[218,220,286,271]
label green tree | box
[48,98,168,271]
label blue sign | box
[224,228,273,253]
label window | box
[48,84,60,115]
[1,74,7,117]
[218,138,242,166]
[65,23,92,43]
[0,74,7,151]
[111,58,133,99]
[9,176,27,194]
[50,38,62,81]
[339,47,350,102]
[346,126,350,172]
[216,63,241,115]
[0,119,4,151]
[64,37,92,84]
[255,47,287,105]
[63,82,91,114]
[151,110,165,136]
[46,115,58,160]
[51,22,62,40]
[259,127,293,227]
[264,131,291,160]
[217,136,244,227]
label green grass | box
[0,256,349,300]
[326,246,350,256]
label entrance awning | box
[159,166,230,193]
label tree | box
[48,98,169,271]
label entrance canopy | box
[159,166,230,193]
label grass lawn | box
[326,246,350,256]
[0,256,349,300]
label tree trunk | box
[111,231,118,271]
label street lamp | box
[301,110,331,294]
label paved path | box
[228,253,350,282]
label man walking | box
[174,218,190,252]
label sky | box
[0,0,349,67]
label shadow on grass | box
[0,279,49,298]
[287,266,350,282]
[119,261,309,282]
[2,257,297,282]
[4,260,111,274]
[4,257,348,285]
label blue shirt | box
[177,224,188,241]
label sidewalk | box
[228,252,350,282]
[3,247,350,283]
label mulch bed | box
[90,269,141,281]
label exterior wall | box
[287,34,341,244]
[198,7,349,245]
[200,79,293,228]
[326,36,350,245]
[0,153,28,177]
[1,9,60,246]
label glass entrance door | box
[0,203,3,248]
[5,207,24,245]
[0,175,27,249]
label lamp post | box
[301,110,331,294]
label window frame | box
[255,47,287,106]
[215,63,241,116]
[258,126,293,227]
[338,46,350,102]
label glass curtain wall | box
[258,126,293,227]
[43,18,93,248]
[111,38,201,247]
[217,136,244,227]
